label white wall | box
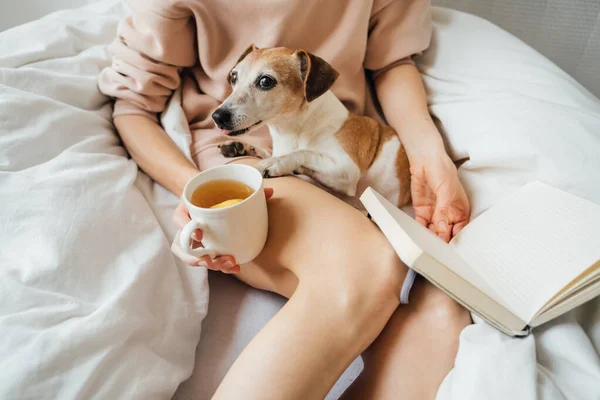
[0,0,99,31]
[433,0,600,98]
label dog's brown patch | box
[335,114,381,171]
[395,139,412,206]
[378,124,411,206]
[336,114,398,171]
[274,59,305,113]
[336,115,411,206]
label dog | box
[212,45,411,207]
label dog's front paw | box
[218,141,262,158]
[219,141,248,158]
[255,158,292,178]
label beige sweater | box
[99,0,432,170]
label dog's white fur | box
[258,91,361,196]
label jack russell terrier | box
[212,45,411,207]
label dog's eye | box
[229,71,237,85]
[257,76,276,90]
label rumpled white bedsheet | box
[1,2,599,400]
[0,1,208,398]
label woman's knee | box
[303,241,406,343]
[408,277,471,332]
[342,246,404,312]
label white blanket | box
[1,2,599,400]
[0,1,208,398]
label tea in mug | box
[191,179,254,209]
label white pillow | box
[418,8,600,218]
[0,2,208,399]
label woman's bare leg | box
[213,160,405,399]
[213,159,469,399]
[341,277,471,399]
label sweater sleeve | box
[364,0,432,75]
[98,0,197,121]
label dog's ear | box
[236,44,258,65]
[295,50,339,102]
[229,44,258,83]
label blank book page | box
[450,182,600,322]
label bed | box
[1,1,599,399]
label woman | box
[99,0,472,398]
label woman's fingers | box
[192,229,203,242]
[430,178,470,242]
[226,265,241,274]
[196,255,214,268]
[431,195,452,242]
[428,223,436,234]
[173,200,202,240]
[171,230,239,273]
[212,255,239,274]
[197,255,239,274]
[415,215,429,228]
[172,199,191,229]
[264,187,274,200]
[452,220,468,237]
[171,230,204,266]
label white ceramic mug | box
[179,164,268,264]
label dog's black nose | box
[212,108,232,129]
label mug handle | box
[179,220,217,259]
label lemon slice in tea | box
[210,199,244,209]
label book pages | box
[451,182,600,322]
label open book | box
[360,181,600,337]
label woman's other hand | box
[373,64,471,242]
[410,152,470,242]
[171,188,275,273]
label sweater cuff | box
[113,99,159,123]
[371,56,416,79]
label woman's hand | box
[410,152,470,242]
[373,64,470,242]
[171,188,275,273]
